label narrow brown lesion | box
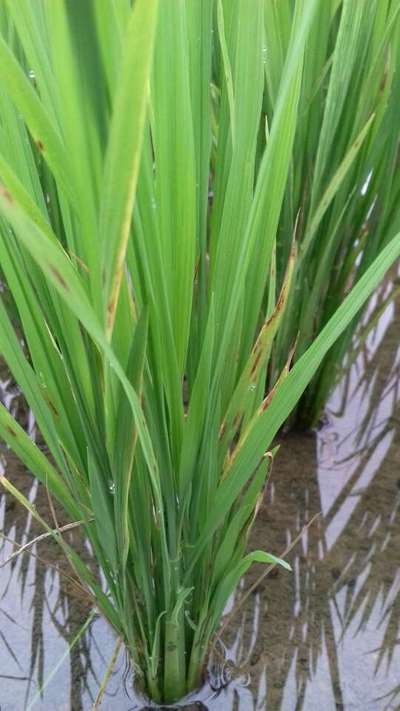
[5,425,17,437]
[250,349,262,376]
[49,265,69,290]
[36,140,44,152]
[380,69,388,92]
[261,393,273,412]
[232,413,240,429]
[106,298,116,330]
[47,399,59,417]
[0,184,13,204]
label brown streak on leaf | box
[232,413,240,429]
[106,299,116,330]
[47,400,59,417]
[380,69,388,92]
[259,337,297,414]
[274,276,289,314]
[49,265,69,290]
[5,426,16,438]
[0,185,13,204]
[70,252,89,273]
[261,391,274,412]
[250,349,262,376]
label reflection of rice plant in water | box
[0,466,100,709]
[0,375,100,708]
[0,1,400,704]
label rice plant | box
[266,0,400,427]
[0,0,399,704]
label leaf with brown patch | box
[49,265,69,290]
[0,184,13,204]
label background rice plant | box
[266,0,400,426]
[0,0,399,704]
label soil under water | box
[0,291,399,711]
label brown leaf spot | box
[36,140,44,152]
[250,350,262,376]
[106,299,115,329]
[49,265,69,290]
[0,184,13,204]
[47,400,59,417]
[261,392,274,412]
[6,425,17,437]
[275,287,286,312]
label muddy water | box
[0,295,399,710]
